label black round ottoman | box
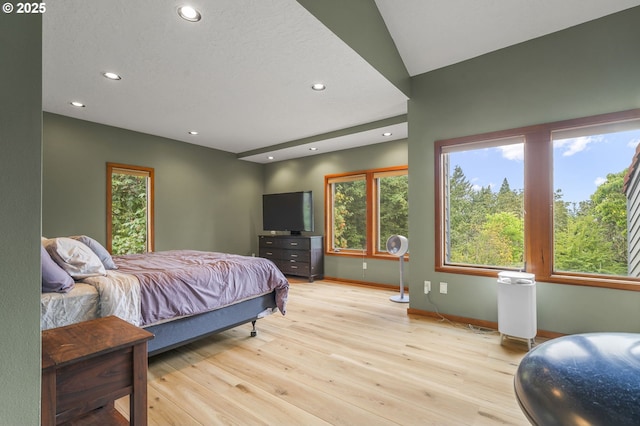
[514,333,640,425]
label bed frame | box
[144,291,277,356]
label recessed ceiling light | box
[382,132,393,137]
[267,156,274,160]
[311,83,326,91]
[103,72,121,80]
[70,101,85,108]
[188,131,198,135]
[309,147,318,151]
[178,5,201,22]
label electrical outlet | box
[440,282,448,294]
[424,280,431,294]
[362,262,367,270]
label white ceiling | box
[42,0,640,163]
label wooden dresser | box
[41,316,154,425]
[259,235,324,282]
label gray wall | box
[264,140,408,285]
[0,13,42,425]
[43,113,264,255]
[408,7,640,334]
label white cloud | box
[554,135,603,157]
[471,182,495,192]
[594,176,606,187]
[499,143,524,161]
[628,138,640,149]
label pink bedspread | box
[114,250,288,326]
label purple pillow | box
[41,245,74,293]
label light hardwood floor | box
[117,280,534,425]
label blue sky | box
[449,129,640,204]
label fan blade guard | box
[386,235,408,256]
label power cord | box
[425,291,498,336]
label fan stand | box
[390,256,409,303]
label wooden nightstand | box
[41,316,154,425]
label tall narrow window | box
[374,170,409,253]
[107,163,154,254]
[327,174,367,252]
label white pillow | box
[43,237,106,279]
[70,235,118,270]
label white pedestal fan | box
[386,235,409,303]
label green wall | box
[0,13,42,425]
[296,0,410,97]
[408,7,640,334]
[43,113,264,255]
[264,139,408,285]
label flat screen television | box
[262,191,313,235]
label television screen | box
[262,191,313,234]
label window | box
[553,122,640,278]
[436,109,640,290]
[440,137,525,270]
[374,169,409,253]
[107,163,154,254]
[326,166,408,258]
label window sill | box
[436,265,640,291]
[327,251,409,261]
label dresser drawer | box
[281,250,310,262]
[279,238,310,250]
[277,260,310,276]
[259,247,283,259]
[259,236,310,250]
[259,237,279,248]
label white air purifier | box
[497,271,536,350]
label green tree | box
[332,179,366,250]
[555,170,627,275]
[448,166,477,263]
[452,211,523,268]
[378,174,409,250]
[447,165,524,267]
[555,211,620,274]
[447,162,629,275]
[496,178,523,219]
[591,170,628,266]
[111,173,148,255]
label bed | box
[41,236,289,356]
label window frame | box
[435,108,640,291]
[106,162,155,254]
[325,165,408,260]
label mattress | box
[41,283,99,330]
